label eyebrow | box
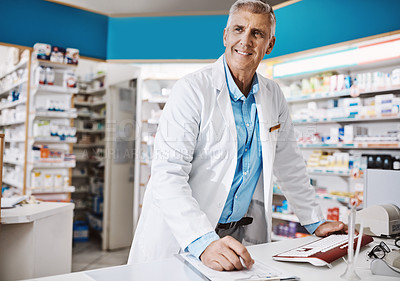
[232,25,266,36]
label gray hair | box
[227,0,276,37]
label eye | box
[234,26,242,33]
[253,30,264,38]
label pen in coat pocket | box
[269,124,280,132]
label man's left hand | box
[314,221,348,237]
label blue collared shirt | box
[186,56,325,259]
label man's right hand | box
[199,236,254,271]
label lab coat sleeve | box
[272,83,325,225]
[149,78,216,249]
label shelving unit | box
[268,33,400,240]
[0,48,30,195]
[71,71,107,234]
[26,57,78,201]
[0,46,78,201]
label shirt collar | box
[223,55,259,102]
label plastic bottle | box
[46,67,55,85]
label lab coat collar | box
[212,55,226,91]
[213,55,237,145]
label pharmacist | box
[129,0,347,271]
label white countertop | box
[24,236,399,281]
[1,202,74,224]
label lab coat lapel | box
[255,76,276,240]
[213,56,237,147]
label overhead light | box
[273,37,400,78]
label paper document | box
[177,252,299,281]
[1,196,28,209]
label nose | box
[240,30,253,47]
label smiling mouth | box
[235,49,252,56]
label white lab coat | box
[128,56,324,264]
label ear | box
[265,36,276,55]
[223,28,227,47]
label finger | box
[215,254,236,271]
[208,260,224,271]
[220,247,243,270]
[225,237,254,268]
[329,222,345,234]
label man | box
[128,0,346,271]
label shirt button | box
[245,148,248,152]
[235,195,238,199]
[244,172,247,175]
[246,123,250,127]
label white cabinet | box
[0,202,74,280]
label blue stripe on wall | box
[0,0,108,60]
[273,0,400,58]
[107,0,400,60]
[107,15,227,60]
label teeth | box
[237,50,250,55]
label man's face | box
[223,9,275,75]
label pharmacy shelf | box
[307,168,351,176]
[0,59,28,80]
[75,101,106,107]
[73,143,105,148]
[293,114,400,124]
[77,113,91,118]
[315,193,351,203]
[3,159,24,166]
[3,178,23,189]
[29,162,76,169]
[79,74,106,83]
[30,186,76,194]
[5,138,25,143]
[271,212,299,223]
[286,87,400,103]
[33,85,79,94]
[32,136,77,144]
[72,174,88,178]
[90,101,106,107]
[0,99,27,110]
[0,79,28,97]
[92,116,105,121]
[75,159,102,163]
[76,129,105,134]
[77,88,106,95]
[298,143,400,149]
[0,120,26,126]
[32,111,78,119]
[35,59,77,69]
[274,191,351,204]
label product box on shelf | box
[64,48,79,65]
[73,220,89,242]
[33,43,51,60]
